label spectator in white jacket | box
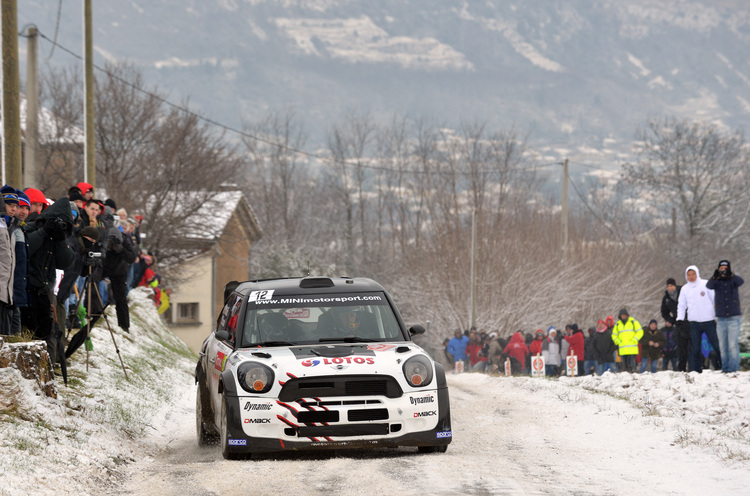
[676,265,721,373]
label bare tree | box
[242,108,312,246]
[623,116,750,247]
[37,66,84,195]
[326,110,376,273]
[94,62,162,206]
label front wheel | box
[220,395,243,460]
[196,384,218,446]
[418,445,448,454]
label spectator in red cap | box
[24,188,47,216]
[76,182,94,201]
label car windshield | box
[240,291,404,347]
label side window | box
[217,298,233,331]
[225,296,243,343]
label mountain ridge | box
[17,0,750,167]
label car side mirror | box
[215,330,232,342]
[409,325,426,336]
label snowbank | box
[0,288,196,496]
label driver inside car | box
[319,307,377,339]
[257,312,289,341]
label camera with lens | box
[84,241,105,267]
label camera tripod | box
[68,263,129,380]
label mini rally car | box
[195,276,452,459]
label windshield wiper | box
[318,337,379,343]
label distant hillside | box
[18,0,750,167]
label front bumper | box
[223,384,452,454]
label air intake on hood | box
[299,277,335,288]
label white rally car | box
[195,276,452,459]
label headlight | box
[237,362,274,394]
[403,355,433,388]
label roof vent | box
[299,277,335,288]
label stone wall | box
[0,336,57,399]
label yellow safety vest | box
[612,317,643,356]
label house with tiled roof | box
[163,190,262,352]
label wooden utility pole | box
[24,26,39,188]
[83,0,95,186]
[561,158,569,256]
[2,0,22,187]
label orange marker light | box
[253,380,265,391]
[411,375,423,386]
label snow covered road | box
[113,372,750,496]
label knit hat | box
[649,319,657,326]
[535,329,544,336]
[15,189,30,208]
[77,182,94,195]
[547,326,557,335]
[596,319,607,332]
[24,188,47,205]
[666,277,676,286]
[619,308,629,317]
[69,190,84,203]
[1,185,18,205]
[80,226,100,241]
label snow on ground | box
[0,288,196,496]
[1,294,750,495]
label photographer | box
[102,216,137,333]
[706,260,744,373]
[20,199,76,361]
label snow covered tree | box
[623,116,750,248]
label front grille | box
[345,380,387,396]
[348,408,389,421]
[297,424,389,437]
[279,375,402,401]
[297,410,340,423]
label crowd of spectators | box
[0,181,168,369]
[443,269,744,376]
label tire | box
[196,383,219,446]
[220,395,242,460]
[418,445,448,454]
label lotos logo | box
[301,357,375,367]
[244,418,271,424]
[409,395,435,405]
[413,411,437,418]
[436,431,452,439]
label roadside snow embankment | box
[0,288,196,496]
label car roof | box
[233,276,387,297]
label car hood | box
[231,343,422,377]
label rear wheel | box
[196,383,218,446]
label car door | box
[207,293,243,421]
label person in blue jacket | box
[446,329,469,368]
[706,260,744,373]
